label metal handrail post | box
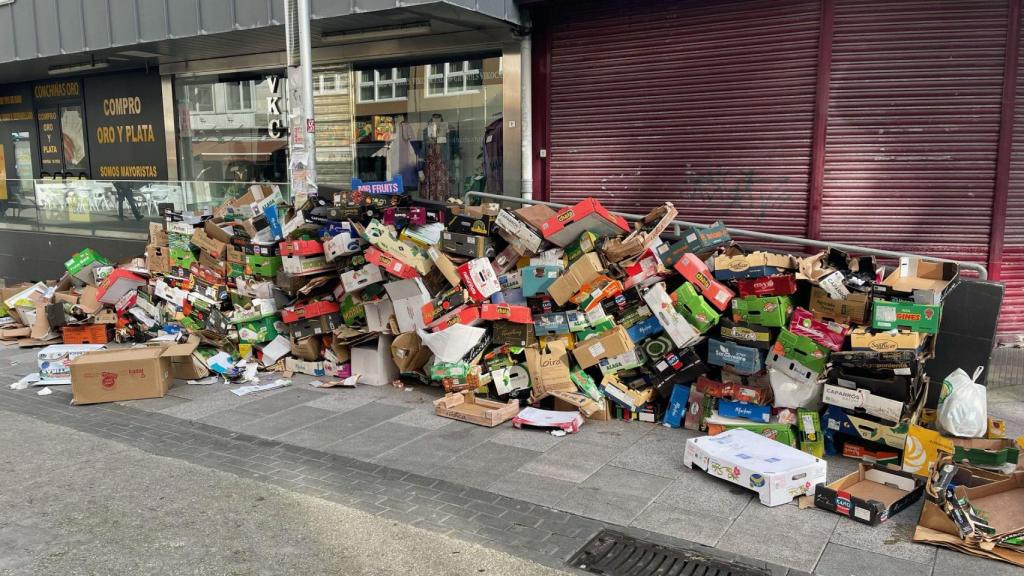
[462,190,989,281]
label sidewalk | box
[2,344,1022,575]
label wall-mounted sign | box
[37,107,63,171]
[84,71,167,180]
[34,80,81,101]
[267,76,283,139]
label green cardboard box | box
[672,281,720,333]
[871,300,940,334]
[64,248,111,283]
[772,328,830,373]
[169,247,197,269]
[798,408,824,458]
[564,231,600,265]
[245,254,282,278]
[237,316,279,343]
[732,295,792,328]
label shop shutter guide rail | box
[462,190,990,280]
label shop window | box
[315,73,344,95]
[426,60,482,97]
[189,85,214,113]
[357,67,409,103]
[225,81,254,112]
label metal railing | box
[462,191,990,281]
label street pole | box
[285,0,317,206]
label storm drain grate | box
[568,530,770,576]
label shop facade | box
[525,0,1024,335]
[0,0,524,279]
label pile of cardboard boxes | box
[4,185,1021,565]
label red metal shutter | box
[547,0,820,237]
[820,0,1006,267]
[1004,3,1024,336]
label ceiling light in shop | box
[319,23,432,44]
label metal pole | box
[519,21,533,200]
[297,0,316,178]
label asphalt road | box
[0,410,569,576]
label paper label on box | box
[875,305,897,323]
[588,342,605,357]
[893,367,911,376]
[712,291,729,305]
[827,419,840,431]
[819,271,850,299]
[853,507,872,521]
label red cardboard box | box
[479,303,533,324]
[365,246,420,279]
[674,254,734,311]
[788,307,849,352]
[736,274,798,298]
[278,239,324,257]
[281,300,341,324]
[430,305,483,332]
[96,269,147,305]
[540,198,631,247]
[457,258,501,302]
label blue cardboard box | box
[533,312,570,336]
[627,315,663,342]
[663,384,691,428]
[718,400,771,423]
[522,265,562,297]
[707,338,765,375]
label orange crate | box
[62,324,111,344]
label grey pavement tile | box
[161,388,256,420]
[488,427,567,452]
[815,543,932,576]
[323,422,427,460]
[230,387,324,416]
[608,425,695,479]
[828,499,936,565]
[277,402,411,449]
[197,407,266,430]
[517,440,622,483]
[630,502,733,547]
[574,419,654,449]
[652,469,753,519]
[234,406,337,439]
[373,385,444,407]
[305,385,389,413]
[555,465,672,525]
[717,499,839,572]
[386,406,454,430]
[824,454,862,484]
[117,394,190,413]
[371,421,499,471]
[489,470,578,508]
[426,443,542,491]
[931,547,1024,576]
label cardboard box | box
[718,400,771,423]
[282,253,331,275]
[704,413,798,447]
[789,307,848,352]
[663,384,691,428]
[62,324,111,345]
[390,331,432,373]
[872,300,941,334]
[600,373,655,411]
[684,428,827,506]
[809,287,871,325]
[421,288,468,326]
[540,198,631,247]
[533,312,570,337]
[244,254,281,278]
[457,258,501,302]
[351,335,399,386]
[849,327,927,352]
[674,254,734,311]
[815,464,924,525]
[359,220,433,275]
[572,326,633,369]
[146,245,170,275]
[602,203,677,263]
[879,257,959,305]
[822,405,911,454]
[492,320,536,348]
[548,253,604,306]
[494,209,543,254]
[96,269,146,305]
[770,329,830,373]
[707,338,764,375]
[38,344,106,381]
[643,283,701,349]
[732,295,792,328]
[64,248,111,285]
[681,220,731,253]
[524,341,575,402]
[191,227,227,259]
[384,278,430,333]
[718,318,775,350]
[69,340,197,405]
[284,357,326,377]
[671,281,720,333]
[564,230,600,264]
[441,231,494,258]
[823,383,908,424]
[736,274,798,298]
[433,391,519,427]
[713,251,797,281]
[340,264,385,294]
[521,265,562,297]
[365,246,419,279]
[479,303,533,324]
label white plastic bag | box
[937,367,987,438]
[769,367,822,410]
